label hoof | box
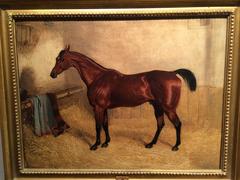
[101,143,109,148]
[90,145,98,151]
[172,146,179,151]
[145,143,153,148]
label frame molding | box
[232,8,240,180]
[0,6,240,180]
[0,0,239,9]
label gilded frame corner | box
[0,6,240,180]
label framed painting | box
[0,5,240,180]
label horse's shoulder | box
[87,71,118,106]
[89,70,117,89]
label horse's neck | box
[71,53,107,87]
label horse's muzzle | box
[50,71,57,78]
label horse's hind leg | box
[145,101,165,148]
[101,110,111,148]
[165,110,182,151]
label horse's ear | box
[65,44,70,51]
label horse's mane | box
[70,51,108,71]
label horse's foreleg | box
[101,110,110,148]
[90,107,105,151]
[146,102,165,148]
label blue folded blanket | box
[31,95,60,136]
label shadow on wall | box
[20,67,36,95]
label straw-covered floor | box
[23,93,221,170]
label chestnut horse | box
[50,45,197,151]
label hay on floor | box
[23,93,221,170]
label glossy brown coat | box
[50,46,197,151]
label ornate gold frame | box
[0,7,240,180]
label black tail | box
[175,69,197,91]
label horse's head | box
[50,45,72,78]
